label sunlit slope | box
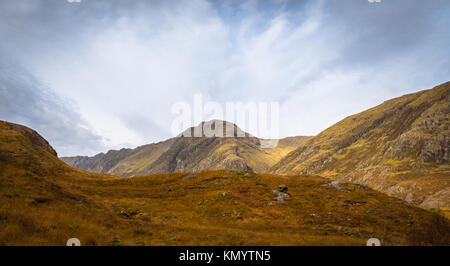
[1,121,448,245]
[0,121,63,173]
[0,121,122,245]
[62,120,311,176]
[273,82,450,208]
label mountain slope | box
[0,120,124,245]
[1,121,57,157]
[1,120,448,245]
[61,120,311,177]
[272,81,450,209]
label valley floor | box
[1,168,448,246]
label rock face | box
[61,148,134,173]
[272,81,450,208]
[61,120,311,177]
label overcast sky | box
[0,0,449,156]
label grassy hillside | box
[1,121,448,245]
[61,120,311,176]
[272,82,450,209]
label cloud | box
[0,54,105,156]
[321,0,450,67]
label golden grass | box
[1,120,449,246]
[1,165,447,246]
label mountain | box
[272,81,450,209]
[1,121,58,157]
[61,120,312,177]
[1,120,448,245]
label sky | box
[0,0,449,156]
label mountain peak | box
[177,120,252,138]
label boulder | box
[273,190,290,203]
[278,185,288,193]
[119,210,130,218]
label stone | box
[276,195,285,203]
[272,190,290,203]
[323,181,349,192]
[119,210,130,218]
[278,185,288,193]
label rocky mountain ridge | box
[61,120,311,176]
